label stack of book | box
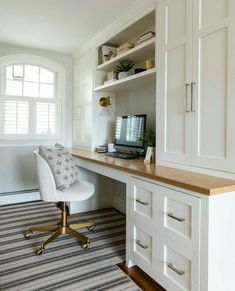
[104,71,118,84]
[136,31,155,45]
[116,42,134,56]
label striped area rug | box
[0,201,139,291]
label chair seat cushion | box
[56,180,95,202]
[39,144,78,191]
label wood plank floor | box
[117,262,166,291]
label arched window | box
[0,54,66,143]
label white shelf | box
[94,68,156,93]
[97,37,156,72]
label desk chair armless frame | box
[25,150,95,255]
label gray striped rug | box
[0,201,139,291]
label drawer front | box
[130,178,157,225]
[129,224,156,277]
[157,234,200,291]
[158,185,201,251]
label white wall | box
[0,42,73,193]
[115,83,156,131]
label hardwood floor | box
[117,262,166,291]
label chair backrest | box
[34,150,58,202]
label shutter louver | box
[3,101,29,135]
[36,103,57,135]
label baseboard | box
[113,196,126,214]
[0,190,41,206]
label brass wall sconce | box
[99,96,111,107]
[99,96,114,116]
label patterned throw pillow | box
[39,144,78,191]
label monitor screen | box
[114,114,146,151]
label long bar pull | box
[185,83,191,112]
[167,212,185,222]
[135,240,149,249]
[136,199,149,206]
[167,263,185,276]
[191,82,196,112]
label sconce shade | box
[99,96,111,107]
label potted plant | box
[115,61,134,79]
[138,130,156,163]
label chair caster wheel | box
[25,230,32,238]
[81,240,90,249]
[35,246,44,255]
[88,225,95,231]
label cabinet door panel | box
[192,0,235,172]
[158,0,192,165]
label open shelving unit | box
[94,68,156,93]
[97,37,155,72]
[95,10,156,93]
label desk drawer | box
[130,178,157,225]
[130,223,156,277]
[158,185,201,251]
[157,234,200,291]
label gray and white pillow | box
[39,144,78,191]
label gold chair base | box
[25,202,95,255]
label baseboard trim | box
[113,196,126,214]
[0,190,41,206]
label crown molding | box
[73,0,158,59]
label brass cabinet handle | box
[185,83,191,112]
[167,212,185,222]
[136,198,149,206]
[135,239,149,249]
[167,262,185,276]
[191,82,196,112]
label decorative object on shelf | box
[115,61,134,79]
[145,59,155,70]
[138,130,156,163]
[99,96,114,116]
[136,31,155,45]
[100,45,117,63]
[117,42,134,56]
[105,71,118,83]
[134,68,146,74]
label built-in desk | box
[71,148,235,195]
[71,148,235,291]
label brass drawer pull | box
[136,199,149,206]
[167,212,185,222]
[135,239,149,249]
[167,263,185,276]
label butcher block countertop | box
[71,148,235,196]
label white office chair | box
[25,150,95,255]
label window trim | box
[0,54,66,146]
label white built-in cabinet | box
[128,176,235,291]
[157,0,235,173]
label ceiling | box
[0,0,137,54]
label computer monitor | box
[114,114,146,153]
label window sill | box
[0,138,65,147]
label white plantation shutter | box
[36,103,57,135]
[3,101,29,135]
[0,57,64,141]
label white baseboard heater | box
[0,189,41,206]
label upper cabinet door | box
[192,0,235,172]
[158,0,193,165]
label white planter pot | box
[118,71,132,79]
